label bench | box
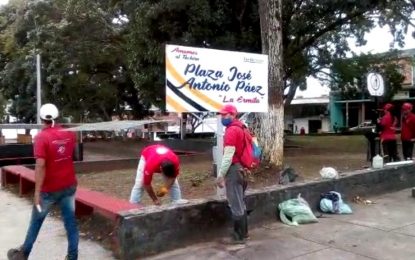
[75,187,140,221]
[0,157,36,167]
[1,165,31,187]
[19,167,36,196]
[1,165,140,222]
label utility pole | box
[36,54,41,124]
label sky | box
[297,25,415,98]
[0,0,413,99]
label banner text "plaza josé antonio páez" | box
[165,45,268,113]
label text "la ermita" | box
[177,64,265,96]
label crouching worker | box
[129,144,183,205]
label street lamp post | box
[36,54,41,124]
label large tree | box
[121,0,261,109]
[116,0,415,165]
[0,0,150,122]
[257,0,415,165]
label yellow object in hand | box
[156,186,168,197]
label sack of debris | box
[278,194,318,226]
[319,191,352,214]
[278,167,299,185]
[320,167,339,179]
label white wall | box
[293,117,330,134]
[322,118,330,132]
[194,117,217,133]
[1,129,39,139]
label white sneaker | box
[171,199,189,205]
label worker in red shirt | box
[129,144,183,205]
[216,104,248,244]
[401,102,415,160]
[378,103,399,162]
[8,104,79,260]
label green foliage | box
[330,52,405,102]
[118,0,415,105]
[122,0,261,109]
[0,0,149,122]
[0,0,414,123]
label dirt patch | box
[78,135,369,204]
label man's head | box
[39,103,59,126]
[160,160,176,178]
[219,104,237,127]
[402,102,413,115]
[383,103,393,112]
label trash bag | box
[320,191,352,214]
[279,167,299,185]
[278,194,318,226]
[320,167,339,179]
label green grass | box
[286,135,366,154]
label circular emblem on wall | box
[367,73,385,97]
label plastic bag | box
[279,167,299,185]
[320,167,339,179]
[320,191,352,214]
[278,194,318,226]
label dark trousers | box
[402,140,414,160]
[382,140,399,162]
[225,164,247,218]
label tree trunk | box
[257,0,285,166]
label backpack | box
[231,125,262,169]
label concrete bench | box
[1,165,30,187]
[1,165,140,222]
[18,166,36,196]
[0,157,36,167]
[75,187,140,221]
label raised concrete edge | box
[116,164,415,259]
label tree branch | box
[289,10,366,57]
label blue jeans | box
[22,185,79,260]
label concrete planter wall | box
[116,164,415,259]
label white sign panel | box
[165,44,269,113]
[367,73,385,97]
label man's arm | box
[144,185,160,205]
[216,146,236,188]
[164,177,175,189]
[34,158,46,206]
[130,156,146,204]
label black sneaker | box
[7,248,27,260]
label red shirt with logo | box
[141,145,179,185]
[379,112,397,141]
[224,120,246,164]
[34,125,77,192]
[401,113,415,141]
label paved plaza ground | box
[2,186,415,259]
[149,188,415,260]
[0,189,114,260]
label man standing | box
[216,104,248,244]
[129,144,183,205]
[8,104,78,260]
[378,103,399,162]
[401,102,415,160]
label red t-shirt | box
[223,120,246,164]
[141,145,179,185]
[34,125,77,192]
[380,112,397,141]
[401,113,415,141]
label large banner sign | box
[165,45,268,113]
